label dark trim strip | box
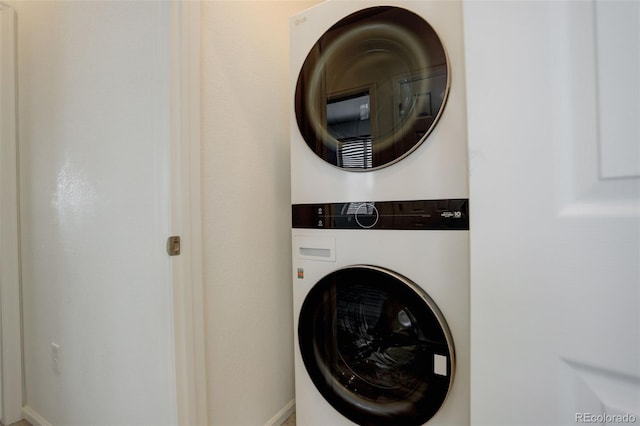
[292,199,469,230]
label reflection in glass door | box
[327,92,373,169]
[295,6,450,171]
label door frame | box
[169,2,208,425]
[0,3,23,424]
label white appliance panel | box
[290,0,468,203]
[292,228,469,426]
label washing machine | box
[292,199,469,425]
[290,0,468,204]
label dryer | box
[290,1,468,204]
[292,199,469,425]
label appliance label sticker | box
[434,354,448,376]
[441,211,462,218]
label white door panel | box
[464,1,639,425]
[13,2,204,424]
[550,0,640,216]
[594,0,639,179]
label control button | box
[355,203,379,229]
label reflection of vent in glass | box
[343,202,375,215]
[327,93,373,169]
[338,138,373,169]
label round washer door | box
[295,6,450,171]
[298,265,455,426]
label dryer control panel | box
[292,199,469,230]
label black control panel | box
[292,199,469,230]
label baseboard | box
[264,399,295,426]
[24,400,294,426]
[22,405,52,426]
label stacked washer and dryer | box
[290,2,469,425]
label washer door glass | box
[298,266,454,425]
[295,6,449,171]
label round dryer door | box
[298,265,455,426]
[295,6,450,171]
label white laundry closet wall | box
[200,1,321,424]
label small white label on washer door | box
[434,354,448,376]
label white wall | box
[201,1,320,424]
[16,2,177,424]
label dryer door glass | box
[295,6,449,171]
[298,266,455,425]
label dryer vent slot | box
[300,247,331,258]
[294,236,336,262]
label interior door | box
[464,1,639,424]
[14,2,205,425]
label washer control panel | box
[292,199,469,230]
